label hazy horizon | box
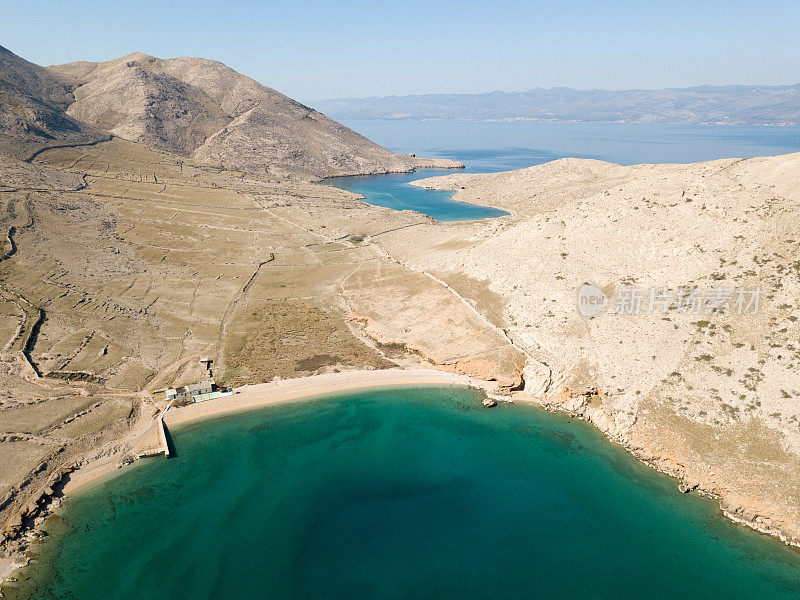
[2,0,800,104]
[312,81,800,102]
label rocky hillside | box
[0,46,108,159]
[48,53,461,178]
[0,136,493,571]
[406,154,800,545]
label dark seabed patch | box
[8,386,800,600]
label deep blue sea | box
[10,388,800,599]
[327,122,800,220]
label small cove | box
[325,122,800,221]
[8,387,800,599]
[326,170,509,222]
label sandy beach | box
[164,368,479,428]
[0,368,482,586]
[60,368,482,497]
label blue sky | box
[2,0,799,102]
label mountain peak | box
[0,49,460,178]
[119,51,156,62]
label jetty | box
[157,408,170,458]
[133,403,172,459]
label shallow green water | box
[10,387,800,599]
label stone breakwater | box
[0,369,484,583]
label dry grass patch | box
[222,300,393,386]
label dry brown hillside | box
[408,155,800,546]
[48,53,461,178]
[0,46,473,572]
[2,45,800,580]
[0,136,512,570]
[0,46,108,159]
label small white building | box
[166,380,216,401]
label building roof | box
[186,380,215,393]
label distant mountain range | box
[313,84,800,125]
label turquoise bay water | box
[326,171,510,222]
[11,387,800,599]
[327,122,800,221]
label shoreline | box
[62,368,484,500]
[312,158,465,182]
[2,367,487,586]
[531,393,800,553]
[4,366,800,588]
[163,368,478,429]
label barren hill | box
[406,154,800,545]
[48,53,461,178]
[0,46,108,159]
[0,136,505,569]
[3,46,800,581]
